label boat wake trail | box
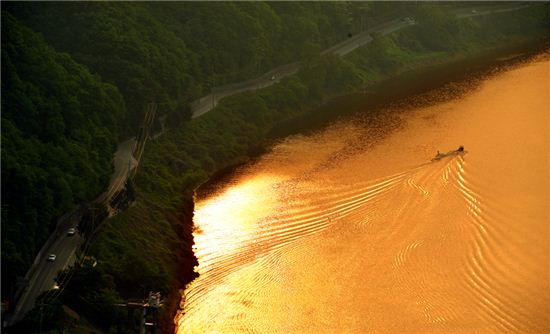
[185,156,459,313]
[181,153,548,332]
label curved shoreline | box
[170,39,549,333]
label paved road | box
[189,17,414,118]
[9,233,82,324]
[111,139,138,185]
[190,63,300,118]
[190,3,532,119]
[456,3,531,18]
[8,139,137,325]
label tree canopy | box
[1,12,125,293]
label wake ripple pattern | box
[179,154,548,333]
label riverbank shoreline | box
[268,37,550,139]
[193,37,549,200]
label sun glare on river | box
[193,176,282,256]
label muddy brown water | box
[176,54,549,333]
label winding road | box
[190,2,532,118]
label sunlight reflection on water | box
[177,55,549,333]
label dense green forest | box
[5,2,366,131]
[1,12,125,295]
[2,2,549,333]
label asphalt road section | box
[7,139,137,325]
[9,233,82,324]
[190,3,532,119]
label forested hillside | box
[1,1,356,298]
[5,2,360,131]
[1,1,413,300]
[1,12,125,292]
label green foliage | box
[299,54,362,101]
[61,266,133,332]
[355,35,407,75]
[410,4,463,51]
[348,3,550,84]
[5,2,354,132]
[4,3,194,131]
[473,4,550,39]
[1,12,124,294]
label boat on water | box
[432,146,465,161]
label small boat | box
[432,146,465,161]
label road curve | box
[190,3,532,119]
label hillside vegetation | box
[1,12,125,293]
[5,2,362,130]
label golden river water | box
[176,55,549,333]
